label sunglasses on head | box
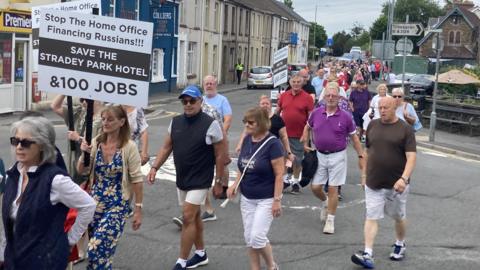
[392,95,403,98]
[181,98,198,105]
[242,119,255,125]
[10,137,36,148]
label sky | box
[292,0,480,37]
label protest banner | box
[272,46,288,88]
[32,0,101,72]
[38,10,153,107]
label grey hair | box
[392,87,405,95]
[11,116,57,165]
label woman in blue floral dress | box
[78,105,144,270]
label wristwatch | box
[135,203,143,208]
[400,176,409,184]
[274,194,283,202]
[215,176,223,185]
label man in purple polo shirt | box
[349,80,372,142]
[303,82,365,234]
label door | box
[13,41,27,111]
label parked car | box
[409,74,435,95]
[350,46,362,54]
[247,66,274,89]
[287,63,307,78]
[393,73,415,84]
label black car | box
[408,74,434,96]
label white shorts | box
[177,188,209,206]
[365,185,409,220]
[311,150,347,187]
[240,195,274,249]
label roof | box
[270,0,309,24]
[418,6,480,46]
[231,0,309,24]
[421,46,476,60]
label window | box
[452,16,459,25]
[245,11,249,35]
[448,31,461,45]
[204,0,210,30]
[239,9,243,35]
[231,7,236,34]
[214,2,219,31]
[108,0,115,17]
[449,31,455,44]
[224,5,229,33]
[179,0,185,25]
[187,42,197,75]
[455,31,461,44]
[212,45,218,75]
[256,48,259,65]
[194,0,200,27]
[0,33,12,85]
[151,49,165,83]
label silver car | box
[247,66,274,89]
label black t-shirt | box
[270,114,285,138]
[366,119,416,189]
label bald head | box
[203,75,218,97]
[298,69,310,85]
[378,96,397,123]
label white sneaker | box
[320,204,328,222]
[323,219,335,234]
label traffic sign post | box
[392,23,423,36]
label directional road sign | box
[392,23,423,36]
[396,37,414,54]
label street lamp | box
[429,29,443,142]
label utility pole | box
[429,31,442,142]
[401,15,409,90]
[313,4,317,60]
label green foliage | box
[439,65,480,98]
[331,31,352,56]
[308,22,328,48]
[284,0,293,9]
[370,15,388,40]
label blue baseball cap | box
[179,85,202,99]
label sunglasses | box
[392,95,403,98]
[242,119,256,125]
[181,98,198,105]
[10,137,36,148]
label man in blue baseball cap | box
[148,85,226,270]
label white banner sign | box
[272,46,289,88]
[31,0,102,72]
[38,10,153,107]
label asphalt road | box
[1,87,480,269]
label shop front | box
[0,10,31,113]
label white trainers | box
[320,204,328,222]
[323,219,335,234]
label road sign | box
[327,37,333,47]
[272,46,288,88]
[372,40,395,61]
[38,10,153,107]
[396,37,414,54]
[392,23,423,36]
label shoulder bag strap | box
[233,136,275,192]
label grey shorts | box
[288,138,304,165]
[365,185,409,220]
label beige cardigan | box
[87,137,143,201]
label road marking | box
[283,198,365,211]
[418,146,480,164]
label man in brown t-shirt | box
[351,97,416,269]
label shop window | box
[0,33,12,85]
[151,48,165,82]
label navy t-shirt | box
[238,134,284,199]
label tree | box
[308,22,328,49]
[284,0,293,9]
[350,22,365,39]
[382,0,443,29]
[331,31,352,56]
[369,15,388,40]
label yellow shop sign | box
[0,10,32,34]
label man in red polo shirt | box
[277,75,314,194]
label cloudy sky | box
[292,0,480,36]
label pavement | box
[1,80,479,161]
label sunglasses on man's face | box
[392,95,403,98]
[181,98,198,105]
[10,137,37,148]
